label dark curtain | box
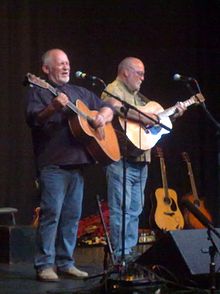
[0,0,220,225]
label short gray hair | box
[118,57,132,73]
[41,48,63,66]
[41,50,52,66]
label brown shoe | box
[58,266,88,278]
[37,268,59,282]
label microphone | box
[182,200,220,238]
[75,71,98,81]
[173,73,194,82]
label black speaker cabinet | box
[0,225,36,263]
[136,229,220,286]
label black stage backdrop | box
[0,0,220,226]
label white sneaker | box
[58,266,88,278]
[37,267,59,282]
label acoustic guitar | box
[25,73,120,164]
[182,152,212,229]
[116,94,205,156]
[151,147,184,231]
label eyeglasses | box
[127,66,145,78]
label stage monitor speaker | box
[0,225,36,263]
[136,229,220,286]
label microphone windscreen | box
[75,71,83,78]
[173,73,181,81]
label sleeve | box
[25,87,58,128]
[101,82,124,102]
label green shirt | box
[101,78,151,162]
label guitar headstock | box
[25,73,50,90]
[182,152,190,163]
[192,93,205,104]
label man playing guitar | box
[101,57,186,262]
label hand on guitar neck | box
[171,101,187,119]
[37,93,69,124]
[52,93,69,110]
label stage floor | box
[0,262,105,294]
[0,261,220,294]
[0,235,220,294]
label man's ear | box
[42,64,49,75]
[123,68,129,78]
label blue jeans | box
[35,165,84,271]
[106,159,148,257]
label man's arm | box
[104,96,157,126]
[36,93,69,124]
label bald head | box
[117,57,145,92]
[117,57,144,75]
[42,49,66,66]
[41,49,70,85]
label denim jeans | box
[35,165,84,271]
[106,159,148,257]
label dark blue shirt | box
[25,82,112,170]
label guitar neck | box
[186,161,199,201]
[48,84,58,96]
[48,84,93,124]
[160,157,169,198]
[66,101,93,123]
[160,96,198,118]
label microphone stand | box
[78,77,159,290]
[92,77,107,88]
[185,79,220,225]
[182,200,220,293]
[207,228,219,294]
[185,80,220,131]
[120,101,128,267]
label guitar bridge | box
[164,212,175,216]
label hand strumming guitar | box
[88,107,114,140]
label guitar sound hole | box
[170,198,177,211]
[164,197,171,205]
[164,196,177,211]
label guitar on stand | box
[182,152,212,229]
[150,147,184,231]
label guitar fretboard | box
[159,95,200,118]
[47,83,92,123]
